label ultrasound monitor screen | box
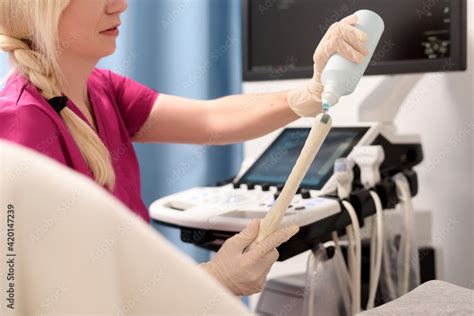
[245,0,466,79]
[239,127,368,189]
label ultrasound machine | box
[150,0,466,263]
[150,123,422,259]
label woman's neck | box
[58,55,101,132]
[59,55,97,105]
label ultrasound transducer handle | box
[256,113,333,242]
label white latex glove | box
[200,219,299,296]
[288,15,369,117]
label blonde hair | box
[0,0,115,189]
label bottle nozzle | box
[322,103,331,113]
[321,84,340,111]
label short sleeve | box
[103,70,159,138]
[0,105,68,165]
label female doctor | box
[0,0,368,296]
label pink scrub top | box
[0,68,159,222]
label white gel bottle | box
[321,10,385,111]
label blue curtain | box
[0,53,10,88]
[100,0,243,263]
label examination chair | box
[0,140,249,315]
[359,280,473,315]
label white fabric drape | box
[0,140,249,315]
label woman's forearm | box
[206,91,305,145]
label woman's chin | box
[99,44,117,58]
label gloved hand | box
[288,15,369,117]
[200,219,299,296]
